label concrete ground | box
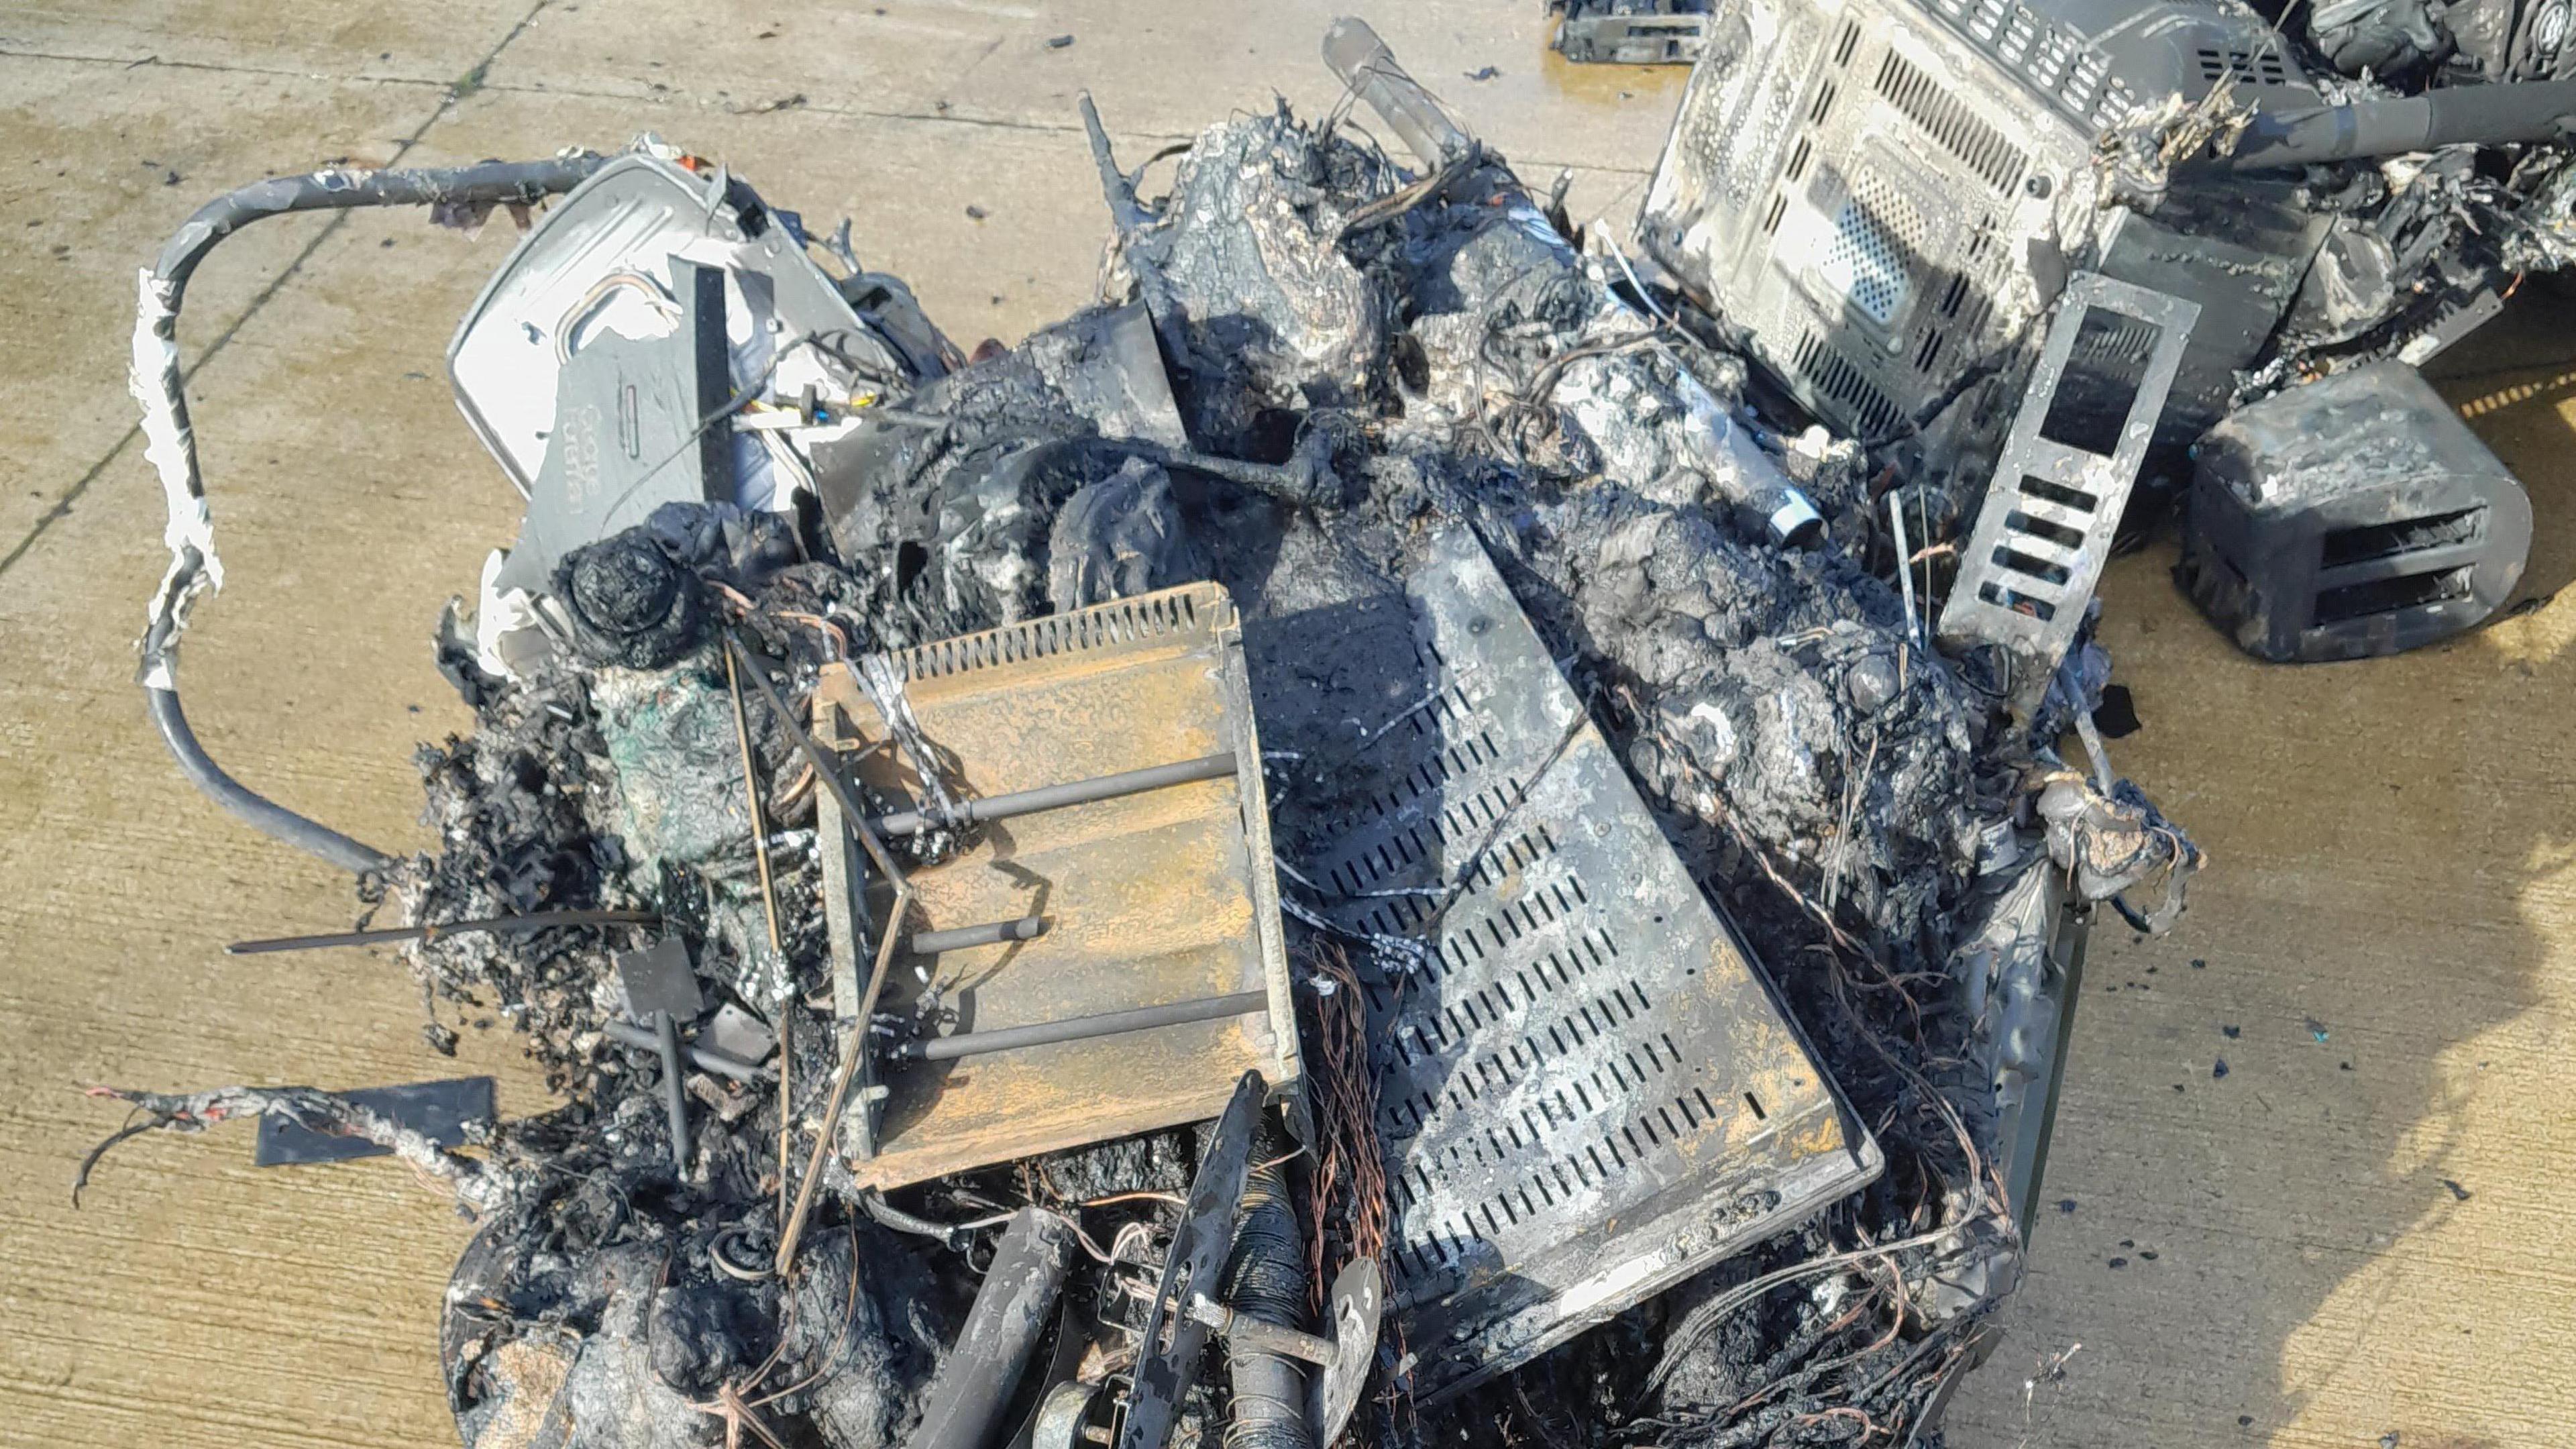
[0,4,2569,1446]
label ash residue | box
[403,661,627,1075]
[1116,105,1402,453]
[445,1150,949,1449]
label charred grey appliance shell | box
[2178,360,2532,661]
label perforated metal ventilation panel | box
[1256,531,1880,1403]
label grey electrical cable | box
[134,156,608,874]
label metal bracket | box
[1117,1071,1264,1449]
[1311,1259,1385,1444]
[1937,272,2199,713]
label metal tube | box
[893,990,1269,1062]
[1322,16,1477,168]
[653,1012,690,1170]
[601,1019,771,1082]
[910,1208,1076,1449]
[908,915,1049,955]
[227,908,657,955]
[874,753,1237,837]
[1189,1297,1340,1366]
[2222,77,2576,169]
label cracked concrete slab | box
[0,152,557,1449]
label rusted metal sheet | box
[812,584,1299,1189]
[1260,529,1881,1400]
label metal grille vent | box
[1792,330,1902,435]
[1263,531,1878,1401]
[2023,30,2078,88]
[2093,76,2142,128]
[1935,265,1995,332]
[2063,52,2109,111]
[1942,274,2199,691]
[893,589,1208,681]
[1874,51,2028,194]
[1817,196,1911,325]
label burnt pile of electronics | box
[149,11,2576,1446]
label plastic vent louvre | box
[1873,50,2029,193]
[2312,566,2476,625]
[1267,531,1878,1403]
[2196,46,2290,84]
[2319,507,2488,570]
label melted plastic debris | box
[101,99,2206,1449]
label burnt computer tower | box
[1640,0,2325,469]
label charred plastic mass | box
[98,21,2281,1449]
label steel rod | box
[602,1019,772,1082]
[226,908,658,955]
[1189,1295,1340,1366]
[908,916,1049,955]
[873,753,1238,837]
[894,990,1268,1063]
[653,1012,690,1170]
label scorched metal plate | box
[1256,528,1880,1400]
[812,583,1299,1189]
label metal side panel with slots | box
[1254,530,1880,1402]
[811,583,1299,1189]
[1938,270,2195,702]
